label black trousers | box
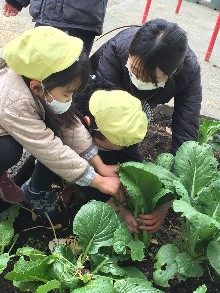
[0,135,57,190]
[0,135,143,201]
[35,23,96,56]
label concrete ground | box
[0,0,220,119]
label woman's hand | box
[137,201,172,233]
[3,3,19,16]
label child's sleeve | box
[61,120,99,161]
[5,0,28,11]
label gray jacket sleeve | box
[5,0,29,10]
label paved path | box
[0,0,220,119]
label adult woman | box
[90,18,202,155]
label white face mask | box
[41,82,72,114]
[126,63,166,91]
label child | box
[75,85,148,233]
[74,79,171,233]
[0,26,126,218]
[3,0,109,55]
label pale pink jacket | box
[0,67,96,183]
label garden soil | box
[0,106,220,293]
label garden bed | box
[0,105,220,293]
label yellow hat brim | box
[3,26,83,80]
[89,90,148,146]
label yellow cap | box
[89,90,148,147]
[3,26,83,81]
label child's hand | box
[3,3,19,16]
[120,207,138,234]
[99,164,118,177]
[137,201,172,233]
[90,173,125,202]
[89,155,118,177]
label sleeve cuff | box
[75,166,95,186]
[5,0,23,10]
[81,144,99,161]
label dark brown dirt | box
[0,106,220,293]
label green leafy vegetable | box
[193,284,207,293]
[153,244,203,287]
[118,162,174,247]
[35,280,60,293]
[198,118,220,145]
[113,227,145,261]
[73,200,122,256]
[207,234,220,275]
[71,276,115,292]
[174,141,218,198]
[0,253,10,274]
[154,153,174,170]
[114,277,164,293]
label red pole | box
[142,0,153,24]
[204,13,220,62]
[175,0,183,14]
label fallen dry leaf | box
[165,127,172,135]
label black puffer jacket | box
[90,27,202,154]
[6,0,108,34]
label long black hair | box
[26,52,91,137]
[73,79,119,141]
[129,18,188,84]
[1,53,91,137]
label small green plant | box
[0,204,20,274]
[193,285,207,293]
[117,155,176,248]
[198,118,220,151]
[153,141,220,287]
[4,201,164,293]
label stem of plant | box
[182,217,187,246]
[143,230,151,248]
[92,257,108,274]
[140,207,151,248]
[134,205,139,219]
[133,205,140,241]
[187,220,192,254]
[8,234,19,255]
[0,246,4,255]
[81,238,94,265]
[45,212,58,245]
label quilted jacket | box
[0,66,95,183]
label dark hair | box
[24,52,91,137]
[0,58,6,69]
[129,18,188,84]
[74,79,119,141]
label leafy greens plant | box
[4,201,164,293]
[153,141,220,287]
[198,118,220,151]
[117,154,176,248]
[0,204,20,274]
